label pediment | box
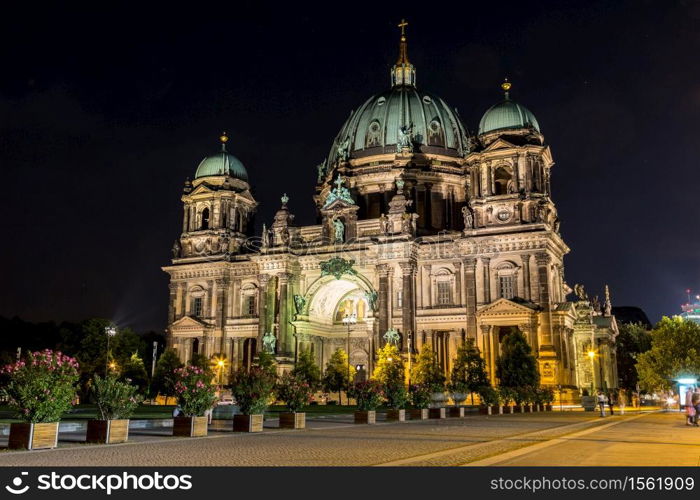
[483,138,518,152]
[189,184,214,196]
[321,199,359,212]
[171,316,212,330]
[477,298,538,316]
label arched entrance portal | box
[293,275,376,377]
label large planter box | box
[234,414,264,432]
[478,405,489,415]
[545,404,553,411]
[279,412,305,429]
[9,422,59,450]
[354,411,376,424]
[386,409,406,422]
[428,407,446,419]
[448,407,465,418]
[173,416,208,437]
[513,405,524,413]
[409,408,429,420]
[581,396,597,411]
[86,419,129,444]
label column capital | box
[535,252,551,265]
[258,273,272,286]
[277,272,291,284]
[481,256,491,265]
[462,257,477,270]
[480,324,492,335]
[376,263,392,278]
[399,261,416,275]
[521,253,532,262]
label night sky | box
[2,1,698,332]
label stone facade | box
[162,27,618,396]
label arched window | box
[494,166,514,195]
[365,120,382,148]
[200,207,210,230]
[434,268,454,306]
[428,119,445,146]
[496,261,518,299]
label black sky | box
[1,0,699,332]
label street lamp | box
[342,313,357,404]
[105,325,117,374]
[213,357,227,396]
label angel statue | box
[383,328,401,346]
[396,124,413,152]
[461,206,474,229]
[261,223,270,248]
[262,331,276,353]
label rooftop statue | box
[323,175,355,208]
[262,331,276,353]
[397,124,413,152]
[333,218,345,243]
[383,328,400,346]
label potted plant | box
[411,347,446,413]
[408,384,431,420]
[0,350,79,450]
[580,388,597,411]
[230,367,276,432]
[384,382,408,422]
[447,378,468,417]
[87,374,142,444]
[173,365,217,437]
[498,386,516,414]
[276,372,311,429]
[348,380,384,424]
[478,386,499,415]
[541,386,555,411]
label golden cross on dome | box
[398,19,408,38]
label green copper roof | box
[478,98,540,135]
[195,151,248,181]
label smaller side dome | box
[478,80,540,135]
[194,133,248,181]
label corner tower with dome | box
[162,22,618,399]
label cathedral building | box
[162,22,618,397]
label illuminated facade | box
[162,23,618,396]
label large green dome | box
[194,135,248,181]
[478,98,540,135]
[327,86,469,162]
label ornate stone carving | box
[319,257,357,280]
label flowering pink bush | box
[276,372,312,412]
[173,365,217,416]
[0,349,79,423]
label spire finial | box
[501,78,511,99]
[219,131,228,152]
[391,19,415,87]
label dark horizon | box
[2,1,699,332]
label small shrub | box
[348,380,384,411]
[0,350,79,423]
[478,385,499,406]
[230,367,276,415]
[408,384,432,409]
[276,372,312,413]
[384,382,408,410]
[174,365,218,417]
[91,374,142,420]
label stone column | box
[400,261,416,353]
[377,264,391,347]
[216,278,228,353]
[179,282,187,319]
[521,253,532,301]
[535,252,554,348]
[257,274,271,351]
[481,257,491,303]
[278,273,291,356]
[424,183,433,230]
[463,258,477,339]
[480,325,493,384]
[454,260,462,305]
[167,283,177,325]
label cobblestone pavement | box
[474,411,700,466]
[0,412,627,466]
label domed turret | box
[478,80,540,135]
[195,132,249,181]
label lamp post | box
[105,325,117,375]
[343,313,357,404]
[407,331,413,388]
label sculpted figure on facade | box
[461,205,474,229]
[333,218,345,243]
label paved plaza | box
[0,411,696,466]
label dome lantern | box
[390,19,416,87]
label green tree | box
[373,344,407,409]
[322,348,355,405]
[121,353,149,393]
[616,322,652,391]
[411,346,445,391]
[255,350,278,378]
[496,330,539,389]
[150,348,183,403]
[292,350,321,390]
[637,316,700,392]
[449,339,489,404]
